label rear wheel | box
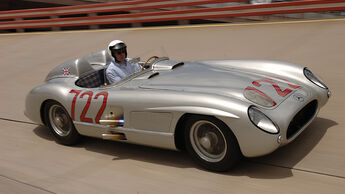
[184,116,241,171]
[44,101,82,145]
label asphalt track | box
[1,18,345,194]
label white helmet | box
[107,40,127,62]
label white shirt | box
[106,58,141,84]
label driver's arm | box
[106,65,122,84]
[106,71,121,84]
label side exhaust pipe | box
[102,133,127,140]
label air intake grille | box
[287,100,318,139]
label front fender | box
[25,80,75,125]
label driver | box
[106,40,140,84]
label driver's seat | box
[75,69,105,88]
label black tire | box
[184,115,241,172]
[44,101,82,145]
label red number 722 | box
[245,78,301,106]
[69,90,108,124]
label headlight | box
[304,68,328,89]
[248,106,279,134]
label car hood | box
[139,62,301,106]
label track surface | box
[1,19,345,194]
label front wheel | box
[184,116,241,171]
[44,101,82,145]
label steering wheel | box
[142,56,159,70]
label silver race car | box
[25,50,331,171]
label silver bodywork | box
[25,50,330,157]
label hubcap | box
[49,104,72,137]
[190,120,227,163]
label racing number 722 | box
[245,78,301,106]
[69,90,108,124]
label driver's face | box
[113,49,126,64]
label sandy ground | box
[0,18,344,193]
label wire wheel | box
[190,120,227,163]
[44,101,81,145]
[49,104,73,137]
[184,116,241,171]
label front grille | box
[286,100,318,139]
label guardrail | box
[0,0,344,33]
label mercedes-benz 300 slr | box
[25,50,330,171]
